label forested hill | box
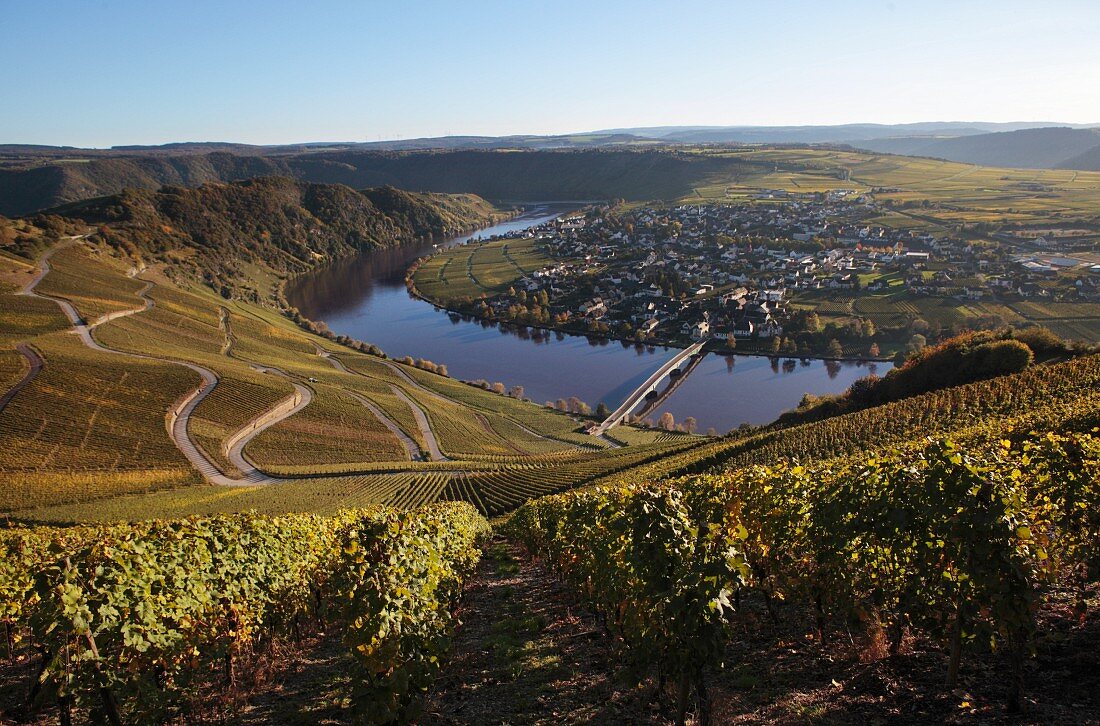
[7,177,501,298]
[0,149,748,216]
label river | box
[286,205,887,434]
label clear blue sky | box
[3,0,1098,147]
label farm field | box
[414,235,553,301]
[793,287,1100,344]
[689,147,1100,226]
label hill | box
[1056,142,1100,171]
[0,149,752,216]
[855,126,1100,169]
[595,121,1077,142]
[18,177,503,297]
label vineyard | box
[3,238,679,520]
[506,430,1100,722]
[600,352,1100,486]
[32,245,148,323]
[0,332,197,487]
[0,502,489,723]
[414,235,553,301]
[244,385,410,466]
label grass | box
[414,236,553,301]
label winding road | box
[315,348,448,461]
[14,240,313,486]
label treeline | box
[286,308,386,357]
[781,327,1084,425]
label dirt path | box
[0,343,43,415]
[381,358,585,451]
[347,390,423,461]
[422,540,665,725]
[391,385,450,461]
[315,347,426,461]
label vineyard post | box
[695,664,712,726]
[26,646,51,711]
[58,694,72,726]
[675,670,691,726]
[946,601,964,687]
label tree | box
[555,399,569,412]
[596,402,610,419]
[769,336,782,354]
[683,416,698,434]
[868,342,881,358]
[491,382,506,395]
[907,334,928,354]
[825,338,844,358]
[805,312,823,334]
[658,411,675,431]
[509,385,524,399]
[726,333,737,350]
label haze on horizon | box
[3,0,1099,148]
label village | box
[451,196,1100,358]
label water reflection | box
[286,206,891,433]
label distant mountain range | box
[4,122,1100,216]
[853,127,1100,169]
[592,121,1080,144]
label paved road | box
[17,240,313,486]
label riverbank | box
[405,272,893,366]
[286,207,887,434]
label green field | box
[414,236,554,301]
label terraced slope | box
[1,236,692,520]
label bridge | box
[588,338,709,436]
[631,348,708,423]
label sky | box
[2,0,1099,147]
